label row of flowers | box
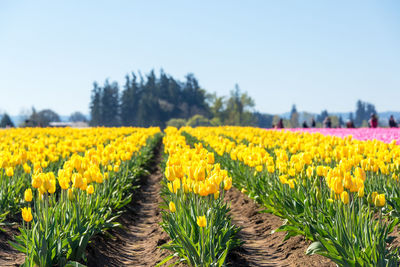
[0,127,149,222]
[7,127,161,266]
[182,126,400,266]
[159,127,240,266]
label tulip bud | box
[169,201,176,213]
[24,188,33,202]
[341,191,349,205]
[68,188,74,201]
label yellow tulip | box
[24,188,33,202]
[23,163,31,174]
[341,191,349,205]
[48,179,56,194]
[267,165,275,173]
[197,215,207,228]
[21,207,33,222]
[172,179,181,193]
[288,179,295,189]
[374,194,385,207]
[113,165,120,172]
[357,186,364,198]
[223,177,232,191]
[32,175,43,189]
[165,166,175,181]
[86,184,94,194]
[369,191,378,204]
[68,188,74,201]
[169,201,176,213]
[5,167,14,177]
[167,182,173,193]
[72,173,83,189]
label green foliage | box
[89,83,102,126]
[160,189,240,267]
[208,84,256,126]
[254,112,273,128]
[186,115,211,127]
[89,80,120,126]
[0,113,14,128]
[355,100,377,127]
[166,118,187,128]
[290,105,299,128]
[330,116,339,128]
[90,70,210,128]
[69,112,87,123]
[102,80,120,126]
[316,110,329,124]
[22,108,61,127]
[210,117,222,126]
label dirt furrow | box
[87,144,170,267]
[0,225,25,267]
[226,187,335,267]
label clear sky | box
[1,1,399,116]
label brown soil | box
[225,188,336,267]
[0,224,25,266]
[388,226,400,253]
[86,144,171,267]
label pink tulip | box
[283,128,400,145]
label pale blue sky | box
[1,1,399,116]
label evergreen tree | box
[0,113,14,128]
[349,112,354,122]
[90,69,257,127]
[338,115,344,127]
[89,82,102,126]
[182,74,209,118]
[290,104,299,128]
[141,71,162,126]
[121,73,140,126]
[355,100,365,127]
[101,80,120,126]
[366,103,377,117]
[158,71,176,123]
[317,110,329,123]
[354,100,377,127]
[254,112,273,128]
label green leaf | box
[306,241,326,255]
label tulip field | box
[181,126,400,266]
[2,126,400,266]
[0,127,162,266]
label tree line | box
[89,70,257,128]
[0,68,388,129]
